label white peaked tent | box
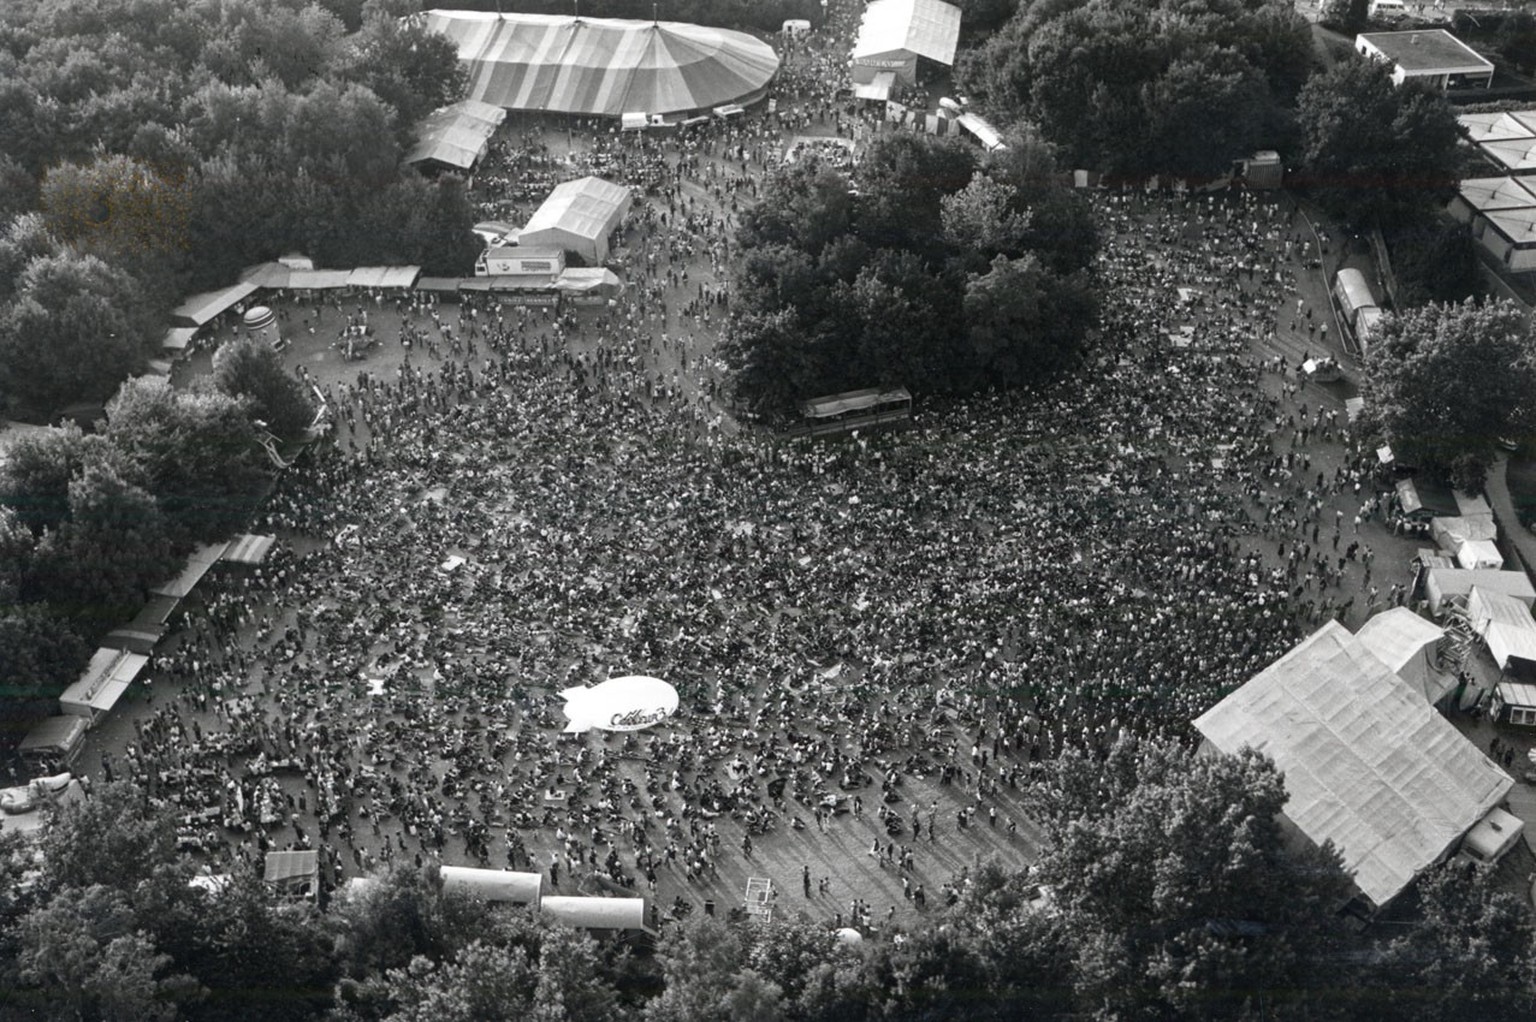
[1467,585,1536,670]
[404,99,507,170]
[1355,608,1449,703]
[1194,620,1511,913]
[421,11,779,118]
[521,177,633,264]
[851,0,961,86]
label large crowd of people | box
[68,6,1419,932]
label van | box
[1370,0,1408,17]
[1458,807,1524,866]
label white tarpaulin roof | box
[440,866,542,903]
[540,895,649,931]
[171,281,260,327]
[522,177,633,262]
[286,269,353,290]
[1194,620,1512,911]
[553,267,623,293]
[1431,513,1498,552]
[404,99,507,169]
[1458,110,1536,144]
[957,112,1008,152]
[852,0,961,66]
[421,11,780,117]
[60,648,149,717]
[239,262,294,288]
[1468,586,1536,669]
[1427,567,1536,606]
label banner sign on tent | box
[560,675,679,733]
[500,293,560,307]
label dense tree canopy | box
[1293,58,1462,227]
[723,133,1100,415]
[1025,737,1353,1020]
[213,336,319,440]
[955,0,1310,178]
[1359,300,1536,490]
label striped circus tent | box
[420,10,779,117]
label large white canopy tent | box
[420,11,779,118]
[521,177,633,264]
[1194,620,1512,913]
[850,0,961,87]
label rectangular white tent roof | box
[1468,585,1536,669]
[171,281,260,327]
[1194,620,1512,911]
[957,112,1008,152]
[1427,567,1536,606]
[523,177,634,248]
[60,648,150,718]
[854,71,897,101]
[440,866,542,903]
[404,99,507,169]
[149,542,229,600]
[852,0,961,66]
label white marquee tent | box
[1354,608,1450,703]
[851,0,961,86]
[421,11,779,118]
[540,895,651,933]
[521,177,633,264]
[404,99,507,170]
[1194,620,1512,913]
[1467,585,1536,670]
[60,648,150,721]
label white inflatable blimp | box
[560,675,679,733]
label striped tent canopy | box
[420,10,780,117]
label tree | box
[39,154,191,267]
[104,376,268,540]
[1320,0,1370,33]
[940,172,1034,256]
[1501,11,1536,73]
[1372,861,1536,1022]
[39,781,182,892]
[0,423,128,533]
[644,916,747,1022]
[340,13,468,128]
[330,864,494,982]
[28,461,181,620]
[0,249,149,411]
[175,873,339,1022]
[13,884,202,1022]
[963,254,1098,386]
[1025,737,1353,1020]
[213,336,317,439]
[0,606,90,702]
[1294,58,1462,227]
[853,134,977,254]
[1360,299,1536,489]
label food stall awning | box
[286,269,353,290]
[347,266,421,289]
[221,534,277,566]
[162,327,199,352]
[171,281,260,327]
[59,648,149,718]
[239,262,294,288]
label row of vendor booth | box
[13,534,278,773]
[323,865,652,938]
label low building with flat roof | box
[1355,30,1493,90]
